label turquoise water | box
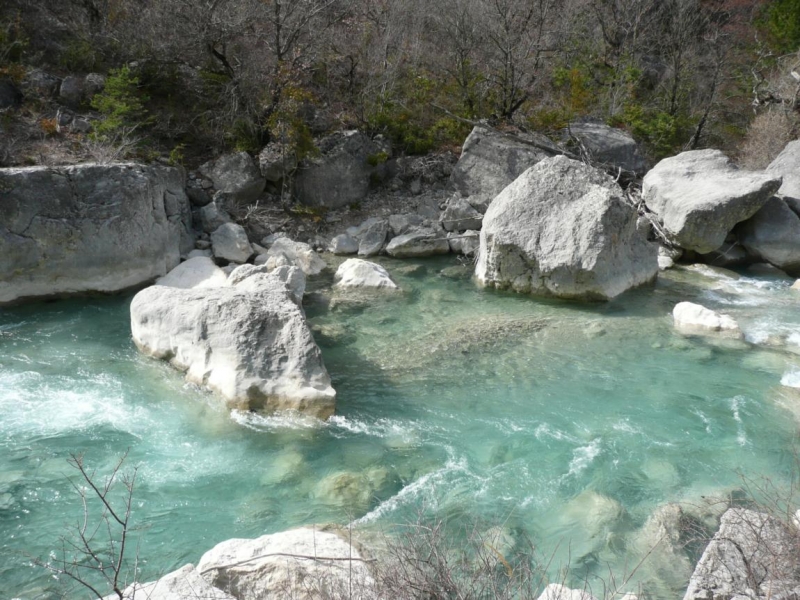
[2,257,800,599]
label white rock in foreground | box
[334,259,398,290]
[537,583,598,600]
[130,277,335,418]
[156,257,228,289]
[672,302,741,338]
[103,564,234,600]
[476,155,657,300]
[197,528,375,600]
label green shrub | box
[60,38,100,72]
[90,65,149,140]
[760,0,800,54]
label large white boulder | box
[157,257,228,289]
[672,302,742,338]
[263,238,326,275]
[642,150,781,253]
[334,259,398,290]
[0,163,193,305]
[475,155,657,300]
[103,564,234,600]
[451,125,560,210]
[197,528,375,600]
[684,508,800,600]
[130,276,335,418]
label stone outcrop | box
[451,126,560,210]
[103,564,234,600]
[199,152,265,205]
[642,150,781,254]
[130,274,335,418]
[385,228,450,258]
[672,302,742,338]
[357,219,389,257]
[684,508,800,600]
[736,197,800,275]
[0,163,193,305]
[262,238,326,275]
[440,195,484,232]
[211,223,253,264]
[197,528,375,600]
[475,156,657,300]
[334,259,399,290]
[294,131,380,208]
[157,257,228,289]
[563,121,647,175]
[767,139,800,201]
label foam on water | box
[781,370,800,389]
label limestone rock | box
[103,564,234,600]
[199,152,265,205]
[440,195,484,232]
[0,163,192,305]
[328,233,359,255]
[451,125,560,209]
[683,508,800,600]
[84,73,106,98]
[157,257,228,289]
[258,142,297,183]
[537,584,598,600]
[475,155,657,300]
[563,121,647,175]
[58,75,84,108]
[385,228,450,258]
[448,230,480,257]
[234,266,306,306]
[767,139,800,202]
[357,220,389,257]
[265,238,326,275]
[130,281,335,418]
[196,199,232,233]
[642,150,781,253]
[672,302,742,338]
[197,528,375,600]
[736,197,800,275]
[313,468,392,509]
[334,259,399,290]
[389,213,425,236]
[211,223,253,264]
[294,131,379,208]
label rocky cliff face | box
[0,163,193,305]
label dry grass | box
[738,110,798,170]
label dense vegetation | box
[1,0,799,167]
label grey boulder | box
[684,508,800,600]
[263,238,326,275]
[440,195,484,232]
[199,152,265,205]
[294,131,379,208]
[448,230,480,257]
[258,142,297,183]
[357,219,389,257]
[736,197,800,275]
[385,228,450,258]
[0,163,192,305]
[643,149,781,253]
[389,213,425,236]
[563,121,647,175]
[476,155,657,300]
[211,223,253,264]
[59,75,85,108]
[767,139,800,201]
[334,258,399,290]
[328,233,359,255]
[197,528,375,600]
[451,125,560,210]
[130,277,335,418]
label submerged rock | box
[197,528,375,600]
[642,150,781,254]
[130,277,335,418]
[157,257,228,289]
[683,508,800,600]
[313,467,393,509]
[334,259,398,290]
[475,156,657,300]
[0,163,193,305]
[672,302,742,339]
[103,564,234,600]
